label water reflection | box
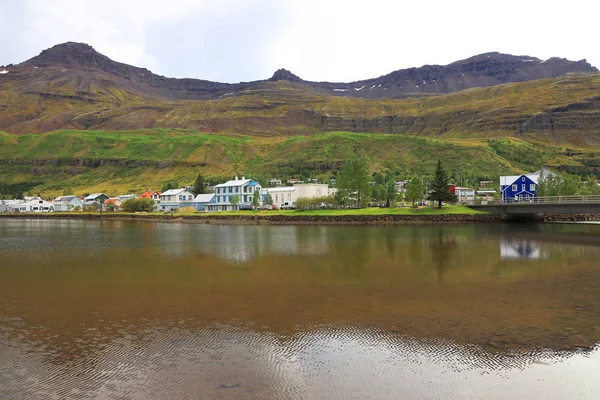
[1,220,600,399]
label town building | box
[395,180,410,193]
[158,188,196,211]
[104,197,123,211]
[117,194,137,203]
[18,199,54,212]
[52,195,84,212]
[0,199,23,213]
[500,169,554,201]
[181,193,215,211]
[83,200,102,211]
[84,193,109,204]
[262,183,331,207]
[452,187,476,204]
[268,179,282,187]
[205,177,262,211]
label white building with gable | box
[205,177,262,211]
[158,188,196,211]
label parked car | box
[280,201,295,210]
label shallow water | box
[1,220,599,399]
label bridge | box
[468,195,600,217]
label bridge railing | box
[471,195,600,206]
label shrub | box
[122,198,155,212]
[179,206,196,214]
[296,195,337,211]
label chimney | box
[235,175,238,180]
[242,176,245,180]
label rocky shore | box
[0,212,503,225]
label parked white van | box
[280,201,295,210]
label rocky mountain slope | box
[2,42,596,101]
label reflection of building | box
[500,238,540,259]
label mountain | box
[2,42,597,101]
[1,42,600,196]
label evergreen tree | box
[192,173,207,195]
[427,161,457,208]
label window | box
[235,187,238,193]
[249,187,253,193]
[512,184,517,191]
[522,184,525,191]
[530,184,536,191]
[522,177,526,182]
[244,186,247,193]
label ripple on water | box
[1,317,599,400]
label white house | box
[18,199,54,213]
[52,195,84,212]
[453,187,475,204]
[0,199,23,213]
[158,188,196,211]
[262,183,331,207]
[205,177,262,211]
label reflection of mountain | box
[501,238,541,260]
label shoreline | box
[1,212,599,225]
[0,212,501,225]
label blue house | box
[500,169,553,201]
[180,193,215,211]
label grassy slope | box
[0,129,594,197]
[2,75,600,146]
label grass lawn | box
[183,205,486,217]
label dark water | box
[1,220,600,399]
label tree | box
[192,173,207,195]
[405,177,425,207]
[252,191,260,208]
[265,193,274,206]
[427,161,457,208]
[337,158,371,208]
[372,184,386,205]
[161,181,179,192]
[231,195,240,207]
[384,175,398,207]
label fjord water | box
[1,220,599,399]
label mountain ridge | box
[3,42,597,100]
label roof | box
[104,198,121,204]
[83,200,100,205]
[215,179,252,188]
[193,194,215,203]
[54,195,79,202]
[264,186,295,193]
[161,188,190,196]
[500,173,540,186]
[84,193,107,200]
[139,191,161,199]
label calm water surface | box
[1,220,599,399]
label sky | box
[0,0,598,83]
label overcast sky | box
[1,0,598,83]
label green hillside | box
[0,129,595,197]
